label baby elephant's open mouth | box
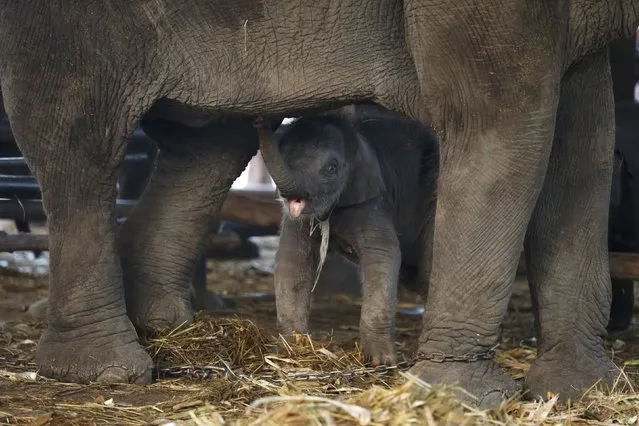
[288,198,306,219]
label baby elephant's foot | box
[276,321,312,341]
[410,360,520,408]
[360,327,397,366]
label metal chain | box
[156,348,497,382]
[0,356,35,367]
[414,348,497,364]
[157,359,415,382]
[1,348,496,383]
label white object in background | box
[635,81,639,104]
[231,155,275,191]
[231,118,297,191]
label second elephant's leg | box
[119,117,257,331]
[524,50,618,400]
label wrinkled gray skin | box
[0,0,637,407]
[269,104,437,366]
[271,99,639,361]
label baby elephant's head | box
[259,111,384,221]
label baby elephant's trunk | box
[253,117,307,201]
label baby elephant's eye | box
[322,159,339,177]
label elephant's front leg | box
[2,82,154,384]
[348,211,401,366]
[404,3,564,407]
[411,118,556,406]
[119,117,257,331]
[524,50,619,400]
[274,218,318,336]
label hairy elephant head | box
[257,108,385,221]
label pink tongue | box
[289,199,306,219]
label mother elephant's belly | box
[142,0,420,117]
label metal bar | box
[0,157,29,167]
[0,153,150,169]
[0,153,154,198]
[0,198,136,222]
[0,174,35,182]
[0,121,154,147]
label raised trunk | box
[253,117,307,199]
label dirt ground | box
[1,236,638,425]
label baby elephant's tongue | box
[289,199,306,219]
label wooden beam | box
[0,189,282,227]
[516,251,639,280]
[0,229,247,257]
[220,190,281,228]
[3,231,639,281]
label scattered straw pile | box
[1,313,638,425]
[144,314,371,376]
[146,316,269,371]
[233,377,639,425]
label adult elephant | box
[0,0,637,406]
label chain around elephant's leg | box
[524,49,618,401]
[403,2,568,407]
[410,110,556,406]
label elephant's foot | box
[410,360,520,407]
[525,351,618,402]
[360,328,397,366]
[127,288,194,332]
[36,317,153,384]
[26,297,49,321]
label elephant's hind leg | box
[118,116,258,332]
[524,49,618,401]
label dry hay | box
[145,316,270,372]
[1,313,638,425]
[235,376,639,426]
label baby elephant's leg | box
[346,209,401,366]
[274,218,319,336]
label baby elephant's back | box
[351,104,438,184]
[350,104,439,264]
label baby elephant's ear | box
[338,135,386,207]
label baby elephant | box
[256,104,439,365]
